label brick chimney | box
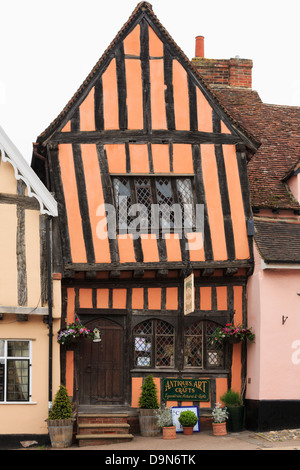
[192,36,253,88]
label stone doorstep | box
[76,433,134,447]
[78,423,130,435]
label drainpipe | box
[46,216,53,410]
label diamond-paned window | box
[184,321,224,369]
[112,176,195,233]
[133,320,175,368]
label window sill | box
[0,401,37,405]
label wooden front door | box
[78,318,124,405]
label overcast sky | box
[1,0,300,163]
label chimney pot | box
[195,36,204,58]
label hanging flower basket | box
[212,323,255,345]
[57,319,94,346]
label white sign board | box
[171,406,200,433]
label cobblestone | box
[255,429,300,442]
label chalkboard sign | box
[162,378,210,401]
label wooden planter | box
[47,419,75,448]
[212,422,227,436]
[139,409,160,437]
[162,426,176,439]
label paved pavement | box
[26,429,300,451]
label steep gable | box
[33,2,255,274]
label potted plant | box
[46,385,75,448]
[213,323,255,345]
[178,410,198,435]
[220,389,244,432]
[211,402,229,436]
[138,375,160,437]
[57,318,94,346]
[155,406,176,439]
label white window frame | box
[0,339,32,404]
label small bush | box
[138,375,159,409]
[48,385,73,420]
[220,389,242,407]
[178,410,198,427]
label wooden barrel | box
[47,419,74,448]
[139,409,160,437]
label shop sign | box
[162,378,210,401]
[184,273,194,315]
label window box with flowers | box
[57,319,94,348]
[213,323,255,345]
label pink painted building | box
[193,43,300,430]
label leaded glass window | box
[133,319,175,368]
[184,321,224,369]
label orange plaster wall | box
[58,144,87,263]
[81,144,111,263]
[130,144,149,173]
[67,288,75,324]
[231,286,244,393]
[150,59,167,129]
[79,87,95,131]
[173,144,194,174]
[123,24,140,56]
[200,287,211,310]
[132,288,144,309]
[140,234,159,262]
[149,26,163,57]
[216,377,228,404]
[223,145,249,260]
[66,351,74,398]
[125,59,143,129]
[102,58,119,129]
[106,144,127,173]
[216,286,227,310]
[113,289,127,309]
[79,289,93,308]
[187,232,205,261]
[151,144,170,172]
[97,289,109,308]
[166,287,178,310]
[173,60,189,130]
[148,288,161,310]
[165,233,182,262]
[196,87,213,133]
[117,234,136,263]
[201,144,227,261]
[131,377,143,407]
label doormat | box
[255,429,300,442]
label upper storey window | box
[112,176,195,236]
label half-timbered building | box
[0,126,59,445]
[32,2,259,440]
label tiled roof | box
[213,87,300,210]
[254,218,300,262]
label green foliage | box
[220,389,242,407]
[138,375,159,409]
[155,406,173,427]
[48,385,73,420]
[178,410,198,427]
[212,402,229,423]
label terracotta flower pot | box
[183,426,194,435]
[212,422,227,436]
[162,426,176,439]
